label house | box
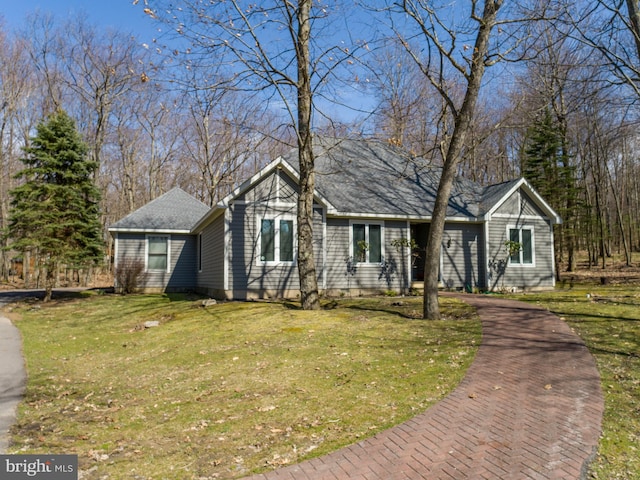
[109,138,561,298]
[109,188,211,291]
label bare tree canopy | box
[146,1,372,309]
[2,1,640,316]
[383,0,563,319]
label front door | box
[410,223,429,281]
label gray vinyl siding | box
[325,218,350,288]
[487,216,555,290]
[115,234,146,282]
[115,232,197,291]
[494,189,545,218]
[227,169,300,297]
[313,207,324,285]
[224,169,324,298]
[238,170,297,203]
[441,223,484,290]
[487,189,555,290]
[165,234,198,289]
[494,192,519,216]
[197,213,225,294]
[228,202,300,298]
[324,218,409,292]
[384,220,411,291]
[521,191,547,217]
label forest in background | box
[1,1,640,286]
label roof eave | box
[325,210,483,223]
[192,206,225,233]
[109,228,193,235]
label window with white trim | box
[147,235,170,272]
[258,215,295,264]
[508,226,534,265]
[351,222,383,263]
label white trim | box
[224,209,230,291]
[506,225,536,267]
[231,200,298,208]
[256,213,297,266]
[219,157,335,212]
[145,234,171,273]
[322,207,327,290]
[485,178,562,225]
[113,232,119,271]
[109,228,191,234]
[193,157,335,234]
[549,219,556,287]
[349,220,385,265]
[491,213,548,220]
[483,221,490,289]
[328,212,481,222]
[406,221,411,290]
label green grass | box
[6,293,480,479]
[509,286,640,480]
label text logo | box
[0,455,77,479]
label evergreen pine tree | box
[522,106,580,273]
[8,109,103,301]
[522,107,562,200]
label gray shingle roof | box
[109,188,210,232]
[282,138,489,219]
[480,179,521,214]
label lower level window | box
[147,235,169,271]
[508,227,533,265]
[352,223,382,263]
[260,217,295,263]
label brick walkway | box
[244,295,604,480]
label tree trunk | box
[606,156,632,265]
[43,263,55,303]
[626,0,640,60]
[295,0,320,310]
[423,0,501,319]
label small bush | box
[114,259,146,294]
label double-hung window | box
[259,216,295,264]
[147,235,169,272]
[352,222,383,263]
[508,226,534,265]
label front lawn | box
[5,293,480,479]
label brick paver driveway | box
[244,294,604,480]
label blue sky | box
[0,1,158,42]
[0,1,379,122]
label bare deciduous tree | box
[61,18,143,179]
[146,1,363,309]
[388,0,507,319]
[386,0,560,318]
[178,77,273,206]
[571,0,640,100]
[0,27,33,280]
